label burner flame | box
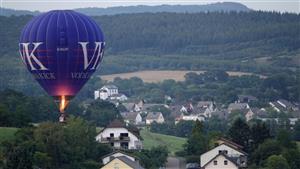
[59,95,69,113]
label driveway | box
[166,157,186,169]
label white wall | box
[94,91,100,99]
[96,128,142,150]
[204,155,238,169]
[201,144,244,167]
[135,114,143,124]
[100,92,108,100]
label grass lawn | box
[0,127,18,143]
[297,141,300,151]
[140,129,186,155]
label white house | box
[96,120,143,150]
[180,113,205,122]
[200,139,247,168]
[202,153,240,169]
[101,156,144,169]
[110,93,128,101]
[121,112,143,125]
[102,150,137,165]
[94,85,128,101]
[145,112,165,125]
[94,85,118,100]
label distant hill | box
[75,2,251,16]
[0,2,251,16]
[0,8,39,16]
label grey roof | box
[116,156,144,169]
[228,103,249,110]
[197,101,213,107]
[211,109,228,119]
[101,150,135,160]
[141,104,166,111]
[122,103,136,111]
[278,99,295,109]
[193,107,207,114]
[107,119,125,128]
[122,112,140,121]
[146,112,162,120]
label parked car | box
[186,163,200,169]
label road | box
[166,157,186,169]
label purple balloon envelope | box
[19,10,105,100]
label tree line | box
[0,11,299,94]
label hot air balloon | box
[19,10,105,122]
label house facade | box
[101,156,144,169]
[94,85,128,101]
[202,153,239,169]
[121,112,143,125]
[269,99,299,112]
[146,112,165,125]
[96,120,143,150]
[200,139,247,168]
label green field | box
[140,129,186,155]
[297,142,300,151]
[0,127,18,143]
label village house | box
[200,138,247,169]
[121,112,143,125]
[101,156,144,169]
[202,152,242,169]
[96,120,143,150]
[122,99,168,114]
[196,101,217,118]
[175,113,205,124]
[228,103,250,113]
[94,85,128,101]
[101,150,138,165]
[269,99,298,112]
[109,93,128,101]
[210,109,229,120]
[145,112,165,125]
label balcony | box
[101,136,130,143]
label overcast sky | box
[1,0,299,13]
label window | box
[219,150,222,154]
[121,142,129,149]
[224,160,228,165]
[110,142,114,147]
[213,161,218,165]
[224,150,228,154]
[120,133,128,137]
[110,133,114,137]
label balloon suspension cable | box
[59,95,69,123]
